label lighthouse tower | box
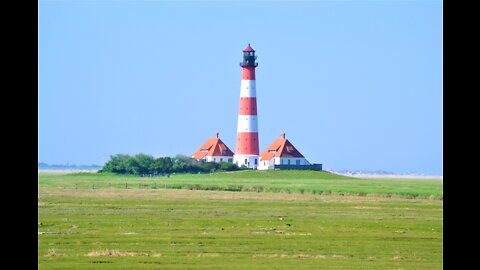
[234,43,259,169]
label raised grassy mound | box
[38,170,442,198]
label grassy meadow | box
[38,171,443,269]
[38,170,443,198]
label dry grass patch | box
[197,253,220,257]
[39,187,428,204]
[392,255,405,260]
[331,255,347,259]
[253,254,327,259]
[251,231,269,235]
[45,249,64,257]
[86,250,149,257]
[352,206,382,210]
[285,232,312,236]
[292,254,327,259]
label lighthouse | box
[234,43,259,169]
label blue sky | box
[38,0,442,175]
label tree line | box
[99,154,245,175]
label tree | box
[133,153,155,175]
[100,153,244,175]
[150,157,173,175]
[100,154,133,174]
[219,162,239,171]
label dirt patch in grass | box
[251,231,269,235]
[285,232,312,236]
[39,188,439,204]
[197,253,220,257]
[45,249,64,257]
[253,254,339,259]
[331,255,347,259]
[39,231,78,235]
[86,250,149,257]
[352,206,382,210]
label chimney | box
[216,132,219,138]
[280,132,285,139]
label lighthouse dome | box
[243,43,255,52]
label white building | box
[192,132,234,163]
[258,132,311,170]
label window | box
[228,158,233,162]
[200,149,208,152]
[221,150,227,155]
[220,158,223,162]
[296,160,300,165]
[288,159,291,165]
[255,159,257,165]
[245,158,247,164]
[281,159,283,164]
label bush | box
[100,154,243,175]
[219,162,239,171]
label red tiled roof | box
[259,133,305,161]
[243,43,255,52]
[192,134,234,160]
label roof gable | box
[277,139,305,158]
[192,134,235,160]
[259,133,305,161]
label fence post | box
[125,182,128,189]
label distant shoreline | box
[335,173,443,180]
[37,168,442,179]
[38,168,100,174]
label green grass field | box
[38,170,443,198]
[38,171,443,269]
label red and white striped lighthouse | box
[234,43,259,169]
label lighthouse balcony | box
[239,62,259,67]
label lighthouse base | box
[234,155,259,170]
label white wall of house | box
[258,158,274,170]
[258,157,310,170]
[203,156,234,163]
[275,157,310,166]
[234,154,259,169]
